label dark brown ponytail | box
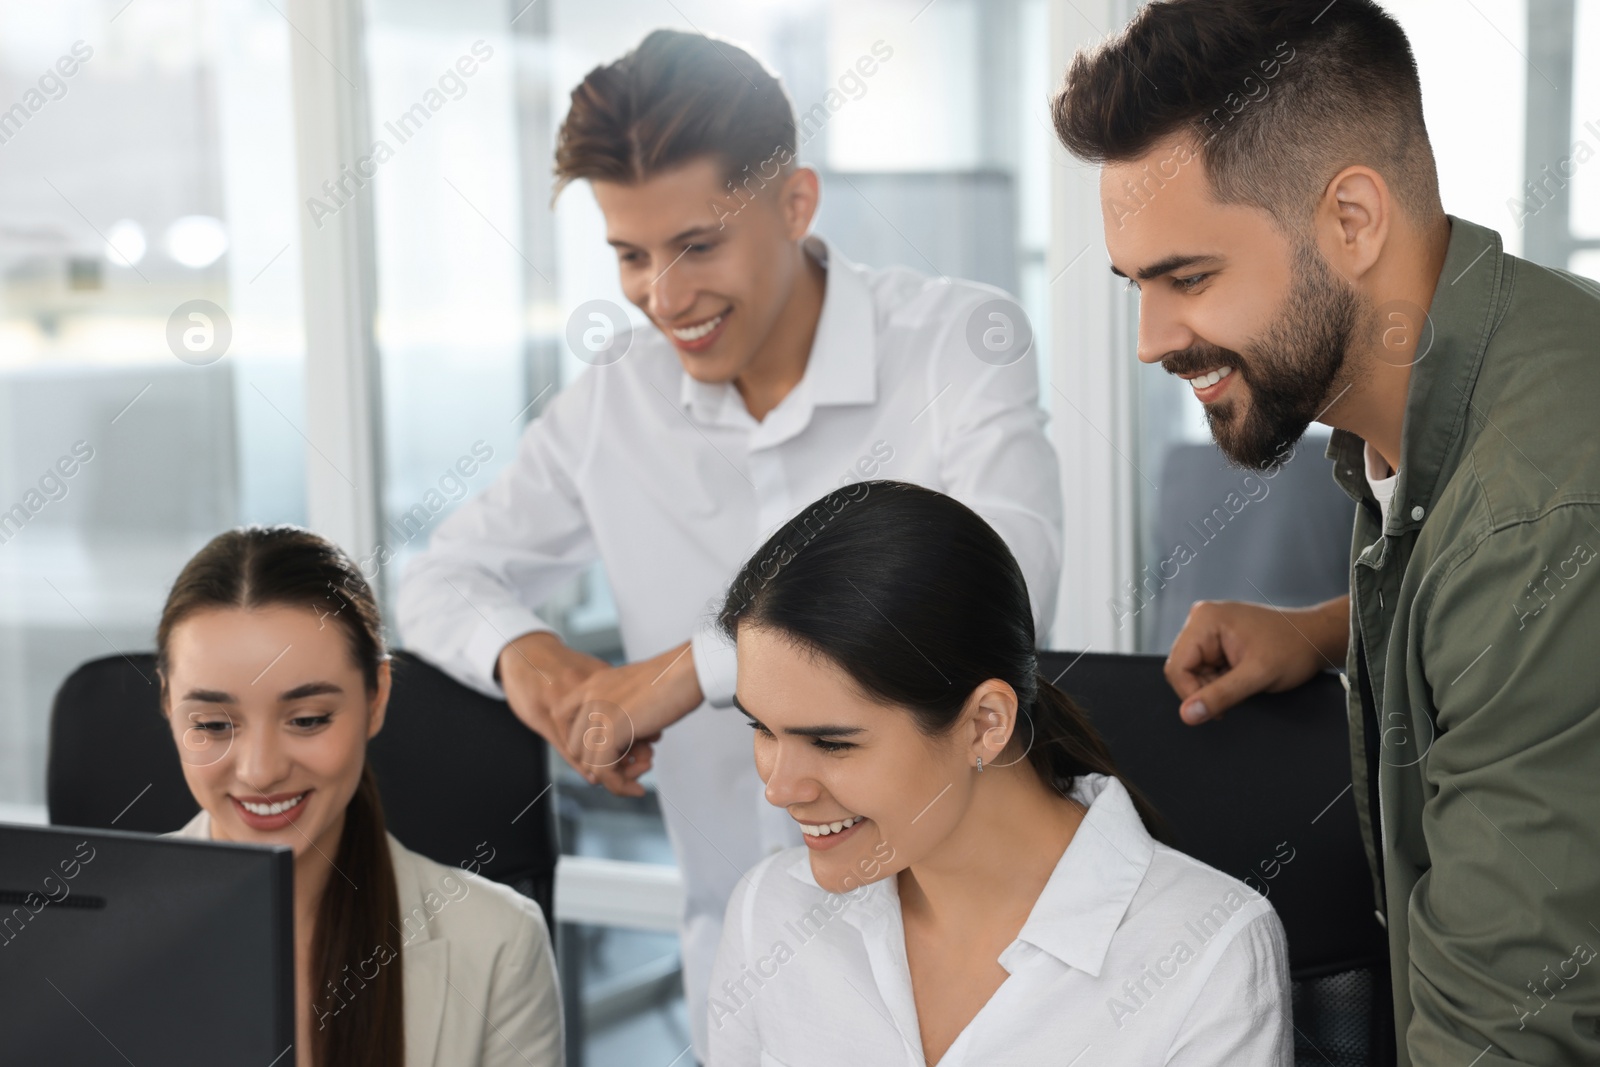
[312,763,404,1066]
[1027,672,1166,838]
[156,525,405,1067]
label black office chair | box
[45,650,560,932]
[1043,650,1394,1067]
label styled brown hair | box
[554,28,796,197]
[156,526,403,1067]
[1052,0,1443,227]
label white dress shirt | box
[170,811,563,1067]
[707,774,1292,1067]
[396,234,1064,1060]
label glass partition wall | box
[0,0,308,820]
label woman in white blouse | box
[708,482,1292,1066]
[157,526,564,1067]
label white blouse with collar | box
[707,774,1292,1066]
[168,810,563,1067]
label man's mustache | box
[1161,343,1245,379]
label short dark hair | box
[554,29,796,196]
[1051,0,1442,226]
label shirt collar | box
[1010,774,1154,976]
[1328,215,1507,530]
[677,234,879,418]
[782,773,1154,979]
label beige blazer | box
[170,811,564,1067]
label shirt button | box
[1411,505,1425,521]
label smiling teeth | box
[1192,366,1234,390]
[240,793,306,817]
[801,815,864,837]
[671,314,724,341]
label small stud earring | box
[975,756,984,773]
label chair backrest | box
[45,650,559,929]
[1042,650,1393,1067]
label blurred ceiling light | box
[104,218,146,266]
[164,215,229,268]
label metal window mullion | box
[1047,0,1139,653]
[1525,0,1578,268]
[287,0,384,567]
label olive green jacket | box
[1329,215,1600,1066]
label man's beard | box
[1162,241,1361,470]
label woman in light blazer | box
[158,525,563,1067]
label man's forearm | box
[495,629,564,685]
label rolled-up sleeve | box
[691,621,740,709]
[1407,502,1600,1065]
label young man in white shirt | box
[397,29,1062,1059]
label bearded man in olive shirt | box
[1055,2,1600,1064]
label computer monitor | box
[0,822,294,1066]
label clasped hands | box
[495,631,704,796]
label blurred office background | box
[0,0,1595,1061]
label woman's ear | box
[367,657,393,739]
[966,681,1018,766]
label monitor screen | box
[0,822,294,1066]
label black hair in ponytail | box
[717,480,1164,835]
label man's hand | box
[497,631,610,769]
[554,641,704,797]
[1164,595,1350,724]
